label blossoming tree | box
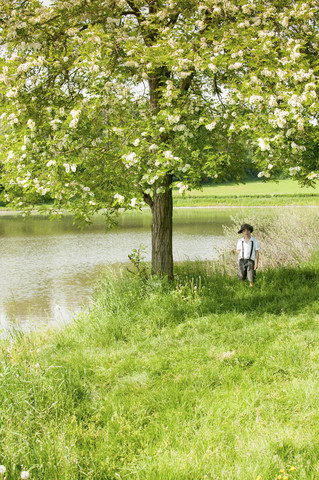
[0,0,318,278]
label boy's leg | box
[238,259,247,281]
[247,260,255,286]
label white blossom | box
[70,109,81,119]
[257,171,270,178]
[268,96,278,107]
[130,197,137,207]
[17,61,32,73]
[167,114,180,124]
[249,95,264,105]
[307,172,318,180]
[208,63,218,73]
[257,138,270,151]
[114,193,124,204]
[6,88,18,98]
[242,4,253,14]
[50,119,62,130]
[69,118,79,128]
[280,16,289,28]
[261,68,272,77]
[290,46,301,61]
[163,150,174,160]
[0,466,6,474]
[7,151,15,161]
[229,62,243,70]
[149,144,159,152]
[21,471,29,480]
[27,119,35,130]
[176,182,189,193]
[289,166,301,175]
[273,108,289,128]
[133,139,140,146]
[205,121,217,131]
[288,94,301,107]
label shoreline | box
[0,204,318,216]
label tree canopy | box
[0,0,318,275]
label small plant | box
[127,245,149,279]
[174,275,203,302]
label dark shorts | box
[238,259,255,282]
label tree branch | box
[125,0,145,23]
[143,192,153,208]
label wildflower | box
[289,467,296,472]
[21,472,29,480]
[0,466,6,474]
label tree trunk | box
[151,174,173,279]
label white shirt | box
[237,236,260,261]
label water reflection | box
[0,208,234,331]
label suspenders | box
[242,239,254,260]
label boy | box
[236,223,260,287]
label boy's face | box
[242,228,251,236]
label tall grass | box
[1,210,319,479]
[221,207,319,272]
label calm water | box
[0,208,236,331]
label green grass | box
[173,179,319,206]
[1,257,319,479]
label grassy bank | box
[1,256,319,479]
[173,179,319,206]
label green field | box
[1,260,319,478]
[173,179,319,206]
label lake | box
[0,208,237,332]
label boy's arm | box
[254,250,259,269]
